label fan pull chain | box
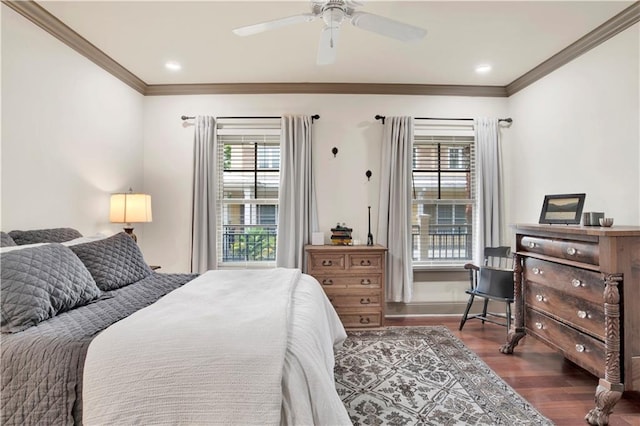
[330,13,334,48]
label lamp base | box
[123,227,138,243]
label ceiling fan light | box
[322,7,345,27]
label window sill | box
[219,262,276,270]
[412,264,467,272]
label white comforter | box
[82,268,350,425]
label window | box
[216,119,280,266]
[412,122,476,267]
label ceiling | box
[30,1,635,89]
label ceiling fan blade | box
[317,25,340,65]
[349,11,426,42]
[233,13,317,36]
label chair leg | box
[459,295,475,330]
[481,299,489,324]
[506,302,512,330]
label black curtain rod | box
[374,115,513,125]
[181,114,320,122]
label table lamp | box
[109,189,152,242]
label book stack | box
[330,223,353,245]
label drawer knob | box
[575,344,586,353]
[322,260,333,266]
[360,298,371,305]
[322,279,334,285]
[571,279,583,288]
[566,247,577,256]
[577,310,588,319]
[535,294,546,303]
[535,322,543,330]
[360,259,372,266]
[361,279,371,285]
[360,317,371,324]
[532,267,541,275]
[528,242,536,249]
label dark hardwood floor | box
[384,316,640,426]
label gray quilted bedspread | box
[1,272,198,426]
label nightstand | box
[305,244,386,328]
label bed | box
[1,229,350,425]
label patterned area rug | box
[334,326,553,426]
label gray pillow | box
[1,244,102,333]
[0,231,17,247]
[69,232,153,291]
[9,228,82,245]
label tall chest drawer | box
[523,258,604,305]
[519,235,599,265]
[525,309,605,378]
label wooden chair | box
[459,246,514,332]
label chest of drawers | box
[304,245,386,328]
[501,224,640,425]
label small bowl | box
[599,217,614,227]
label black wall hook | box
[366,170,372,181]
[332,147,338,157]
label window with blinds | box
[412,123,476,267]
[216,119,280,265]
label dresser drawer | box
[526,309,605,378]
[524,282,605,340]
[307,253,345,274]
[313,274,382,289]
[326,292,381,308]
[348,254,383,270]
[520,236,599,265]
[337,311,382,328]
[523,258,604,305]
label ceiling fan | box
[232,0,426,65]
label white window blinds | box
[215,119,281,265]
[412,121,476,266]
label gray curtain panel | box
[475,118,504,262]
[376,116,414,303]
[191,116,217,273]
[276,115,318,269]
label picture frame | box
[538,193,586,225]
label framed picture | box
[538,193,586,224]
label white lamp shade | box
[110,193,153,223]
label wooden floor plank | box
[384,316,640,425]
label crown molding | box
[144,82,507,97]
[506,1,640,96]
[4,0,638,98]
[2,0,147,95]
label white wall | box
[141,94,508,273]
[1,6,145,236]
[506,23,640,229]
[3,5,638,311]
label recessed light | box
[475,64,492,74]
[165,61,182,71]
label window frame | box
[215,119,281,268]
[412,121,476,270]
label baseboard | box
[385,301,506,317]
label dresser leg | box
[499,327,525,354]
[585,380,623,426]
[585,274,624,425]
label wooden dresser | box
[304,244,386,328]
[501,224,640,425]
